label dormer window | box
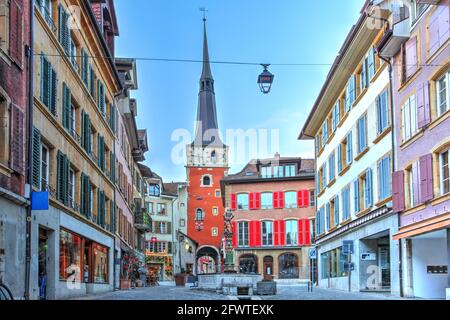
[211,150,217,163]
[148,184,160,197]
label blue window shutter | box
[325,203,330,231]
[315,135,319,156]
[347,132,353,164]
[366,168,373,207]
[337,145,342,173]
[354,180,360,213]
[334,195,340,225]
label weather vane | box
[199,7,208,21]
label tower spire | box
[191,15,224,147]
[201,16,213,81]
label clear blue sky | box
[114,0,365,182]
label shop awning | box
[393,213,450,240]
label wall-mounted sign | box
[344,262,355,272]
[342,240,354,254]
[309,248,317,260]
[361,253,377,261]
[31,192,49,211]
[427,266,448,274]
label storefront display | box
[93,243,108,283]
[59,229,83,281]
[59,228,109,284]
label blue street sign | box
[343,240,354,254]
[309,248,317,260]
[344,262,355,272]
[31,191,49,211]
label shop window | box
[320,247,347,279]
[92,243,108,284]
[239,254,258,274]
[278,253,299,279]
[59,229,82,282]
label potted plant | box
[120,254,140,290]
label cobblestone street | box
[69,282,406,301]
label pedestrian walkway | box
[67,283,412,300]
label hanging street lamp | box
[258,64,274,94]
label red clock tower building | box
[186,18,229,274]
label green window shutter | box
[80,173,85,215]
[168,242,172,254]
[87,115,92,154]
[110,152,115,182]
[31,128,41,189]
[81,110,86,149]
[58,5,64,46]
[41,56,50,108]
[110,201,115,233]
[56,151,64,203]
[50,68,57,116]
[97,189,101,225]
[64,157,70,206]
[86,178,91,218]
[167,222,172,235]
[62,82,69,130]
[81,49,87,85]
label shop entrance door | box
[263,256,274,280]
[378,245,390,288]
[38,228,48,300]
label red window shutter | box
[419,154,434,203]
[273,221,280,246]
[279,220,286,246]
[279,192,285,209]
[231,194,237,210]
[255,221,261,247]
[297,191,304,208]
[273,192,279,209]
[255,193,261,209]
[392,171,405,213]
[298,219,304,246]
[9,0,23,65]
[417,82,431,129]
[405,36,418,78]
[10,104,25,175]
[304,220,311,245]
[303,190,310,207]
[249,221,255,247]
[232,221,237,247]
[249,193,255,210]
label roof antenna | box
[199,7,208,21]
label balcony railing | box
[134,209,152,232]
[377,8,410,59]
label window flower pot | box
[175,274,186,286]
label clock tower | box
[186,17,228,274]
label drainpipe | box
[378,53,403,298]
[24,0,35,300]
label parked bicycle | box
[0,280,14,300]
